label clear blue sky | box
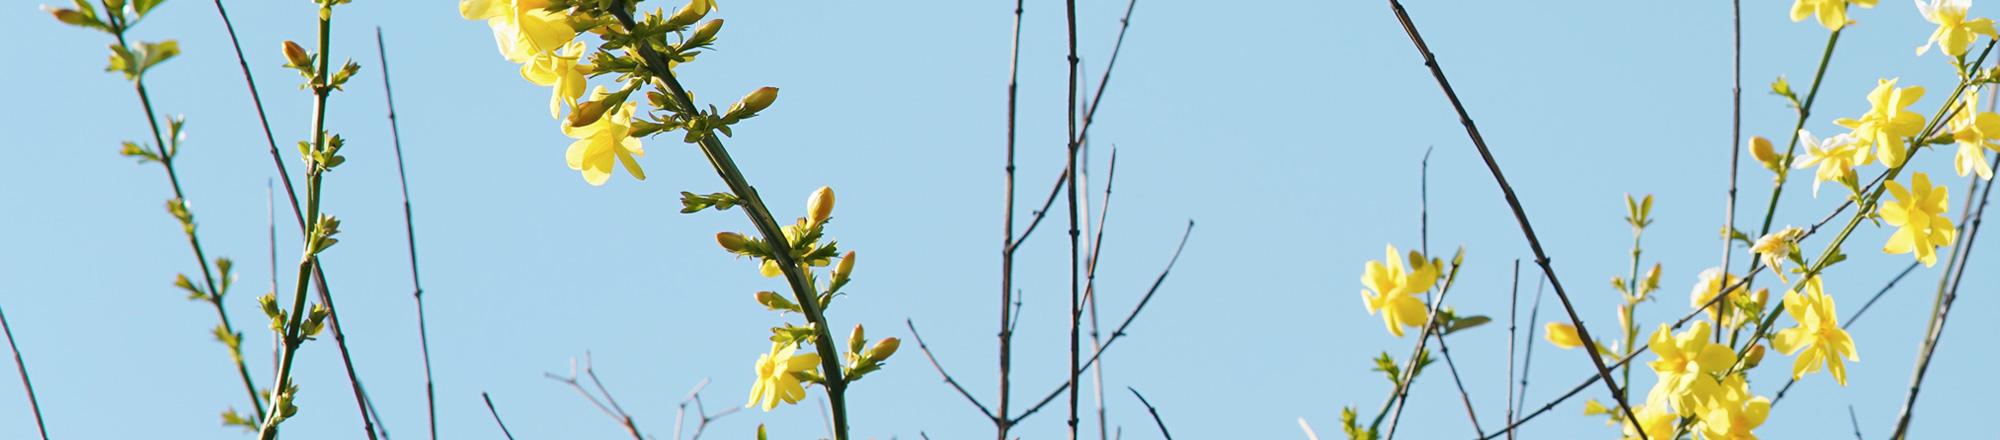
[1,0,1994,438]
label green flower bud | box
[717,232,750,253]
[727,86,779,121]
[865,337,900,362]
[689,19,723,46]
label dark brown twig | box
[1011,221,1194,425]
[1505,260,1520,440]
[672,379,740,440]
[481,392,516,440]
[1127,387,1171,440]
[907,319,998,421]
[376,27,437,440]
[1386,2,1644,437]
[997,0,1025,436]
[545,354,646,440]
[0,304,46,440]
[1515,272,1544,414]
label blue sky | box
[1,0,1995,438]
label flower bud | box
[46,7,90,26]
[281,40,312,68]
[1616,304,1631,332]
[1744,344,1766,369]
[865,337,900,361]
[754,291,799,312]
[728,86,779,120]
[1544,322,1582,349]
[717,232,750,253]
[833,251,856,283]
[689,19,723,46]
[667,0,715,27]
[807,186,834,224]
[1748,136,1780,171]
[848,324,866,354]
[567,99,610,127]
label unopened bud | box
[728,86,779,120]
[848,324,866,354]
[717,232,750,253]
[568,99,610,127]
[667,0,715,27]
[806,186,834,224]
[1616,304,1631,332]
[689,19,723,46]
[1748,136,1779,171]
[1744,344,1766,369]
[865,337,900,361]
[281,40,312,68]
[47,7,89,26]
[833,251,856,283]
[754,290,797,312]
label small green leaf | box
[1445,315,1491,334]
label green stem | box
[108,15,266,424]
[605,6,849,439]
[258,5,347,439]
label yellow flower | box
[1771,278,1860,385]
[1834,79,1925,167]
[522,41,591,119]
[1881,172,1958,266]
[460,0,578,63]
[1621,405,1675,440]
[746,342,819,412]
[1699,394,1771,440]
[1917,0,1999,56]
[1644,322,1736,413]
[1690,268,1751,329]
[563,88,645,186]
[1749,227,1805,282]
[1544,322,1582,349]
[1791,0,1879,30]
[1949,88,2000,179]
[1794,129,1870,197]
[1359,244,1438,338]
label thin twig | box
[1851,405,1864,440]
[1065,0,1084,435]
[377,27,437,440]
[674,379,738,440]
[1719,0,1741,344]
[1386,2,1644,437]
[0,304,46,440]
[1505,259,1520,440]
[1432,332,1485,438]
[1515,273,1544,414]
[1127,387,1171,440]
[1888,156,1998,440]
[1011,221,1195,425]
[1082,146,1116,440]
[907,320,999,421]
[1381,262,1468,439]
[546,354,646,440]
[998,0,1024,436]
[104,9,266,425]
[482,392,517,440]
